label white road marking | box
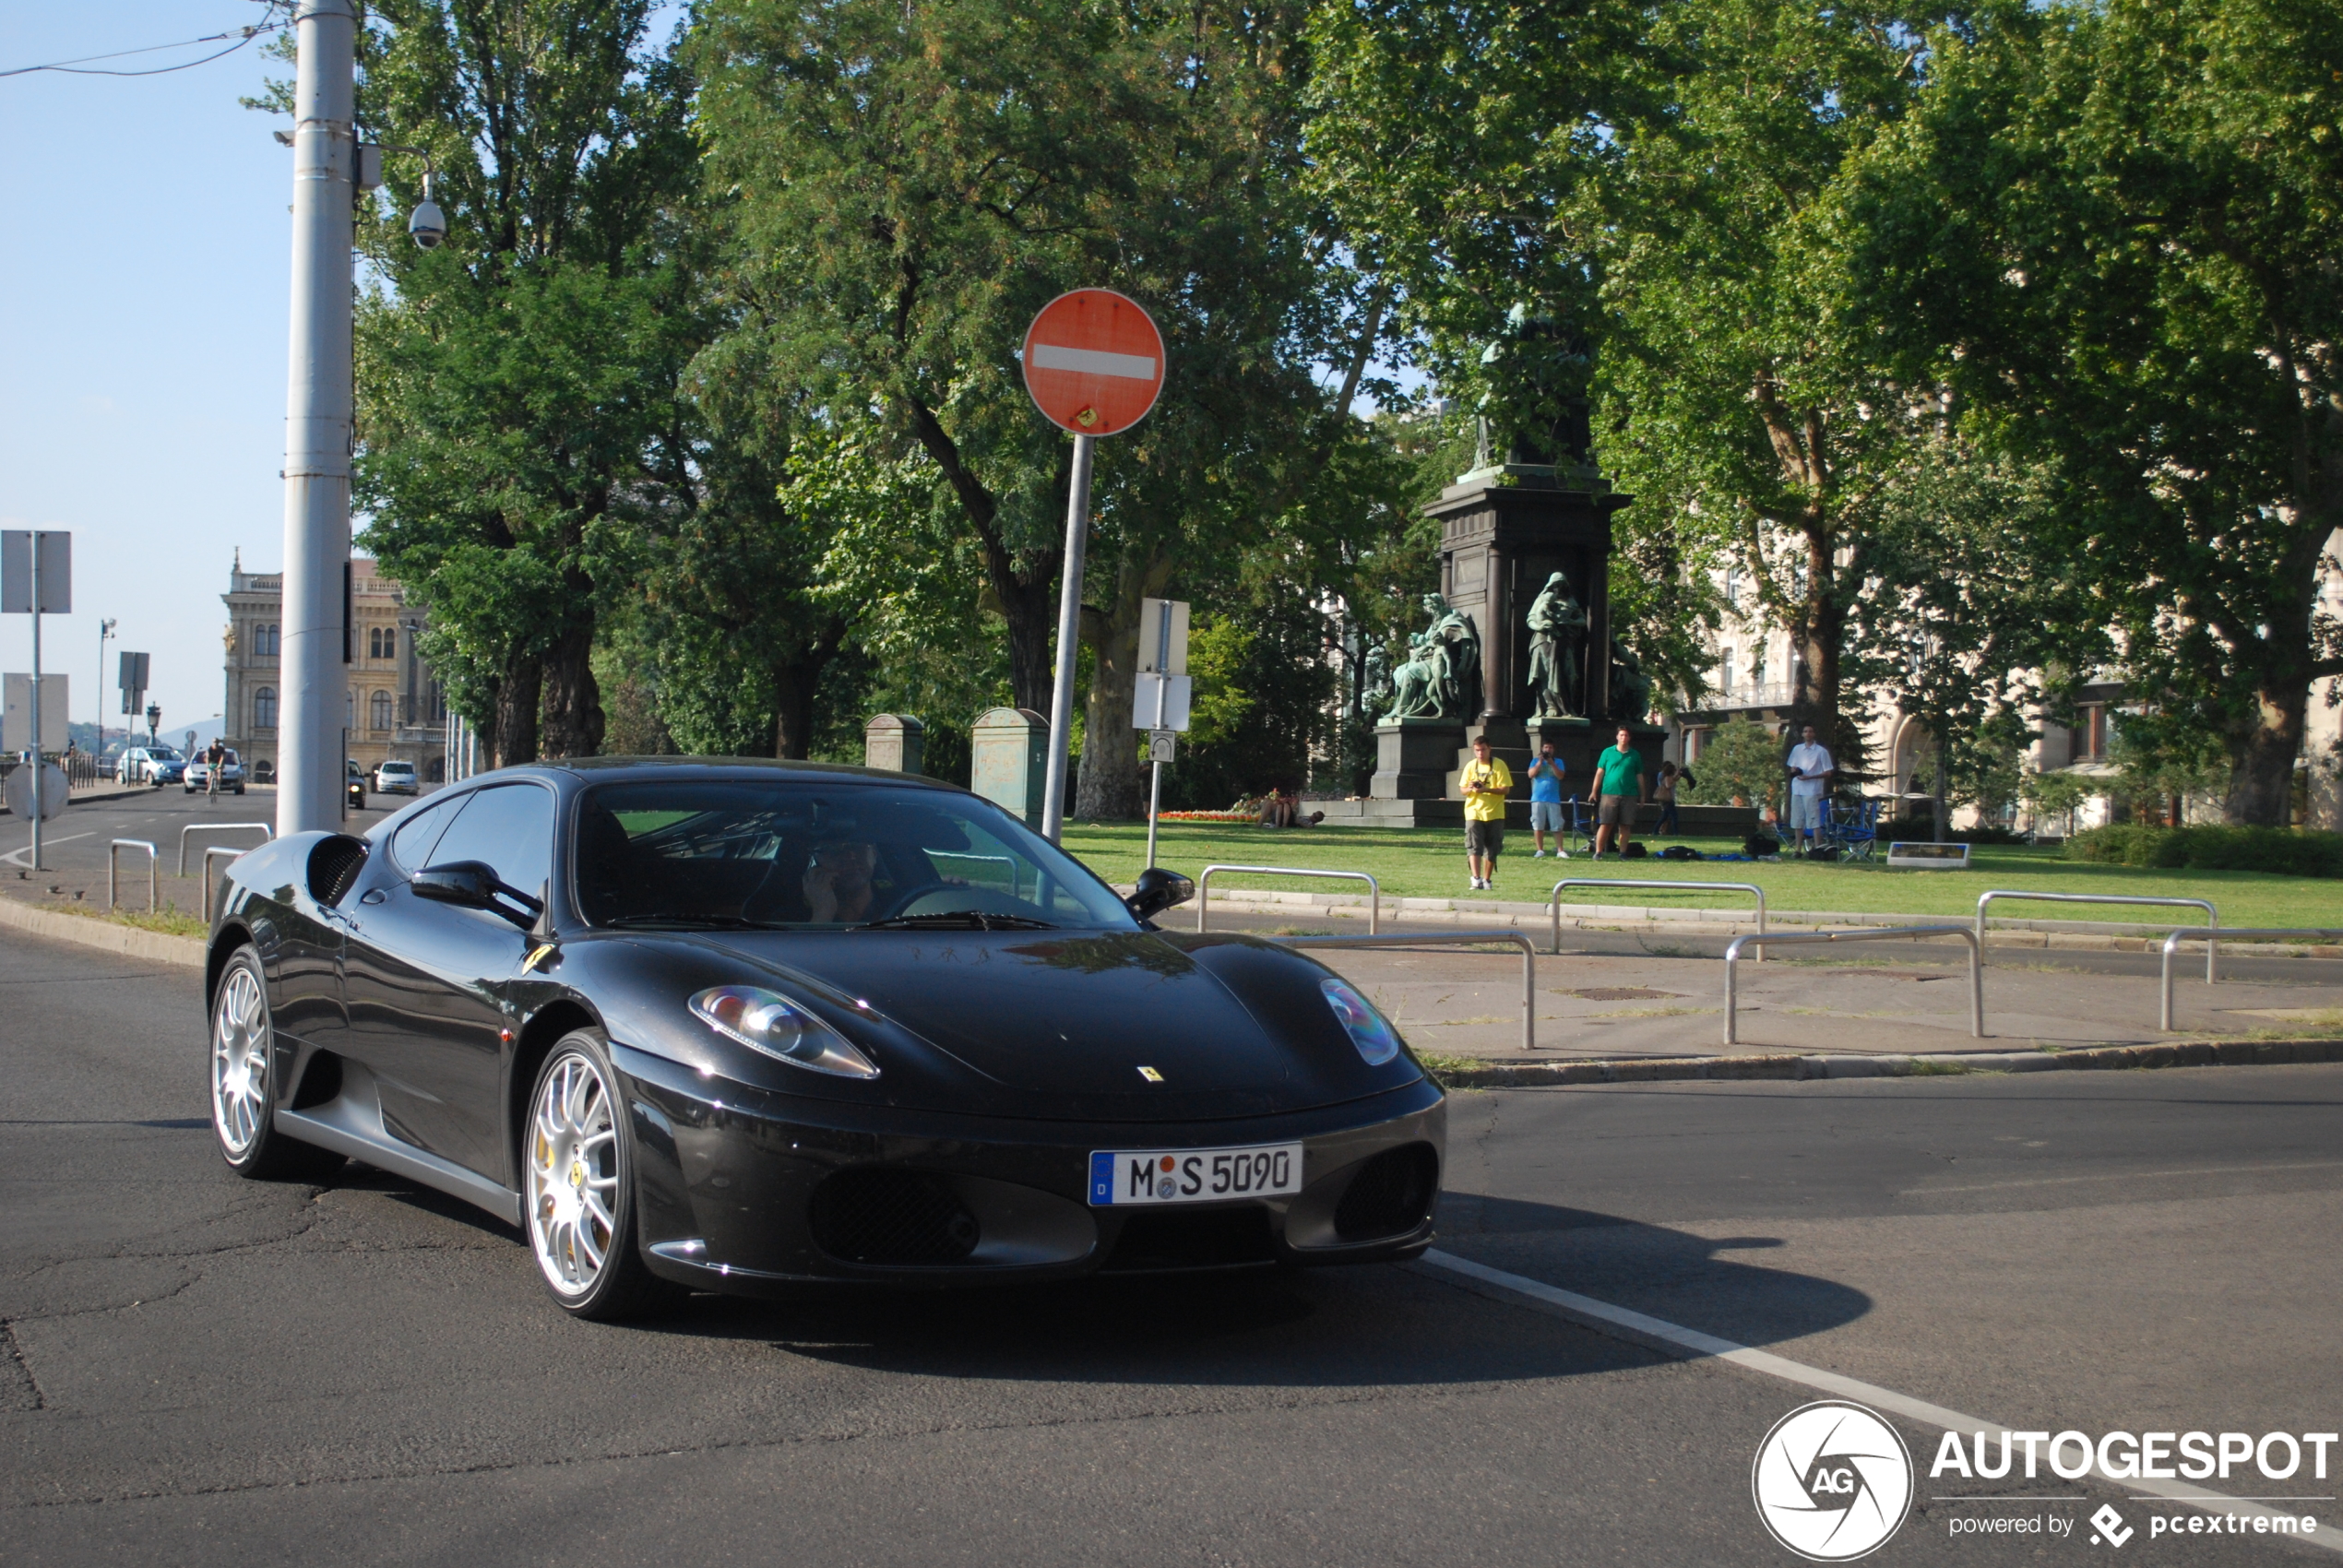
[1419,1247,2343,1552]
[1029,342,1158,380]
[3,831,95,868]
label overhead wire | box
[1,10,291,81]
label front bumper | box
[613,1044,1445,1296]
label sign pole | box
[1040,433,1094,844]
[1144,609,1172,869]
[28,540,41,873]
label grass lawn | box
[1058,820,2343,930]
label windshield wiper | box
[858,911,1059,932]
[600,912,793,931]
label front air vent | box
[1102,1207,1277,1272]
[306,835,368,907]
[809,1170,981,1265]
[1333,1143,1439,1242]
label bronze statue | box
[1524,572,1587,719]
[1379,597,1483,722]
[1383,633,1441,720]
[1609,637,1654,724]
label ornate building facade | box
[222,553,447,784]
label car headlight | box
[688,986,880,1080]
[1320,978,1400,1066]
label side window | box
[423,784,556,900]
[390,796,458,872]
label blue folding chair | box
[1828,796,1883,861]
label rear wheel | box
[524,1030,674,1320]
[209,946,344,1182]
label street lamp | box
[145,701,160,745]
[96,617,115,757]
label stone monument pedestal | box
[1370,719,1466,800]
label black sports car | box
[206,759,1445,1318]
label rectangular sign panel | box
[1136,598,1189,675]
[3,673,70,750]
[0,531,71,614]
[1132,671,1192,731]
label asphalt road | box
[4,923,2337,1566]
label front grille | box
[1333,1143,1439,1242]
[1103,1207,1277,1272]
[808,1170,981,1265]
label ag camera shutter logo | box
[1752,1400,1916,1561]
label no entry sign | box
[1021,289,1164,436]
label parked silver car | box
[115,745,186,786]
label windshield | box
[575,778,1138,932]
[149,747,180,761]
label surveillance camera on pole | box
[408,173,446,250]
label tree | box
[694,0,1355,819]
[343,0,698,764]
[1680,718,1788,815]
[1846,0,2343,824]
[1596,1,1948,743]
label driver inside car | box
[803,837,882,923]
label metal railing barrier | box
[109,839,159,913]
[179,822,272,876]
[1978,890,2218,981]
[203,846,251,923]
[2160,927,2343,1031]
[1723,926,1982,1048]
[1270,930,1537,1053]
[1550,879,1767,958]
[1196,864,1381,934]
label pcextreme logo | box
[1753,1401,1917,1562]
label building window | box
[369,626,397,660]
[253,687,276,730]
[347,689,356,731]
[252,624,279,658]
[2077,704,2107,761]
[1723,567,1741,608]
[371,691,394,732]
[1718,648,1734,693]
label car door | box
[342,783,555,1180]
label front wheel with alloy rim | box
[524,1030,673,1320]
[209,945,344,1181]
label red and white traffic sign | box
[1021,289,1164,436]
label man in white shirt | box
[1786,723,1834,851]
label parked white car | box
[373,759,419,795]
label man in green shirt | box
[1593,725,1646,858]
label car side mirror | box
[1125,866,1195,921]
[414,861,542,930]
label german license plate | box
[1088,1142,1303,1206]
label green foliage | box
[1844,0,2343,823]
[346,0,699,762]
[1166,588,1339,812]
[2020,768,2092,835]
[1680,719,1785,812]
[2104,712,2231,824]
[2067,826,2343,878]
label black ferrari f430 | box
[206,760,1445,1317]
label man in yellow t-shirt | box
[1460,734,1514,892]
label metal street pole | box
[96,618,115,762]
[28,542,42,872]
[1039,434,1094,844]
[278,0,358,837]
[1144,611,1172,870]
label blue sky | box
[1,3,295,742]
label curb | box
[1431,1037,2343,1088]
[0,784,156,816]
[0,896,207,968]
